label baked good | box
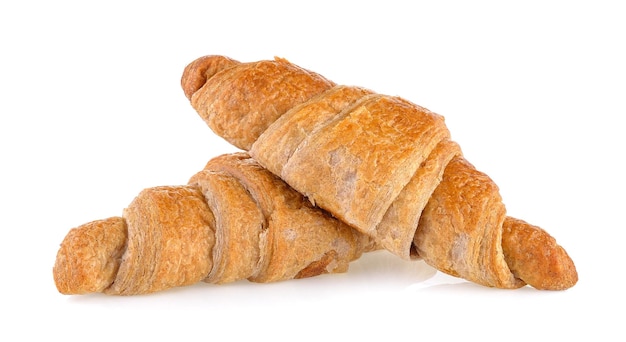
[181,55,578,290]
[53,153,373,295]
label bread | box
[181,55,578,290]
[53,153,373,295]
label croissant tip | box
[181,55,240,101]
[53,217,127,295]
[535,257,579,291]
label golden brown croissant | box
[181,55,578,290]
[53,153,373,295]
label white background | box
[1,1,624,340]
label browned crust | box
[188,169,265,284]
[252,85,375,177]
[414,157,524,288]
[106,186,215,295]
[188,57,335,150]
[200,153,373,282]
[282,95,450,235]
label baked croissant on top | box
[181,55,578,290]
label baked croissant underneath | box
[53,153,373,295]
[181,55,578,290]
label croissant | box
[181,55,578,290]
[53,153,373,295]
